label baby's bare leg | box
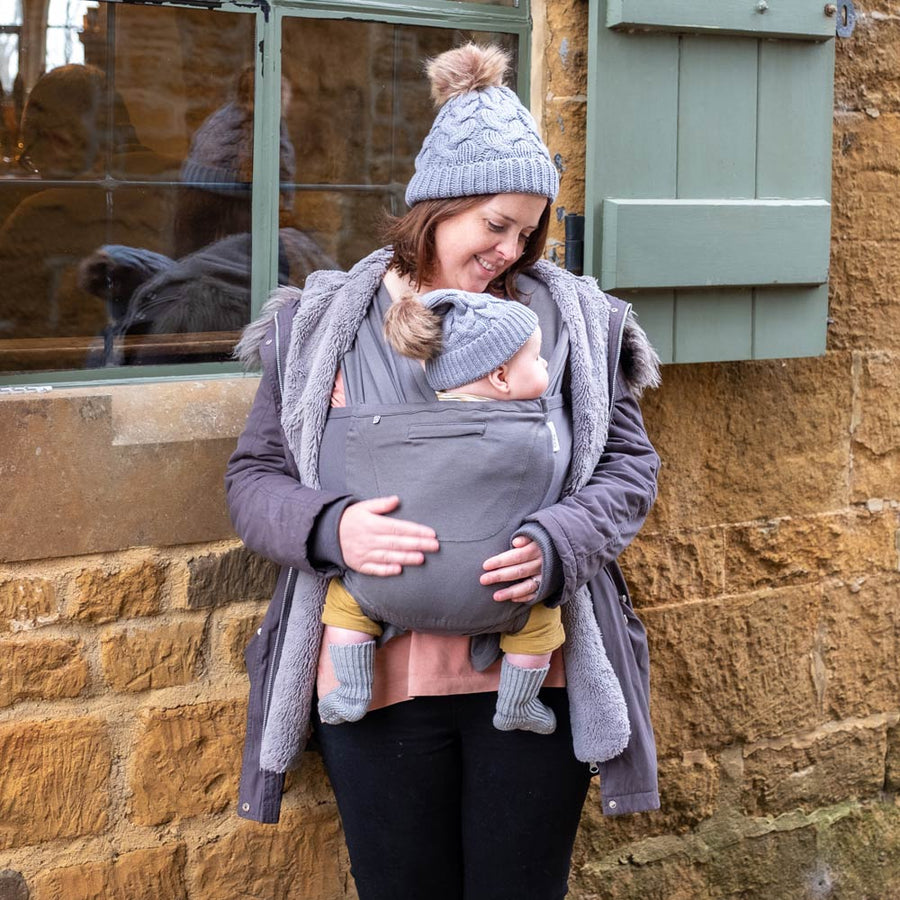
[504,651,552,669]
[324,624,376,645]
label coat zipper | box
[262,319,291,735]
[608,302,630,413]
[274,314,284,402]
[262,567,294,733]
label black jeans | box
[315,688,591,900]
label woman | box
[226,44,661,899]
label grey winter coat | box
[225,249,661,823]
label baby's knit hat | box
[420,289,539,392]
[405,44,559,206]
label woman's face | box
[428,193,547,293]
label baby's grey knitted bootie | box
[317,641,375,725]
[492,657,556,735]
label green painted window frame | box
[1,0,531,387]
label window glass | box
[281,18,518,269]
[1,0,21,94]
[0,2,258,373]
[45,0,97,69]
[0,2,521,377]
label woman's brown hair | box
[383,195,552,302]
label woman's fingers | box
[358,562,403,577]
[339,497,439,575]
[481,539,541,580]
[356,496,438,540]
[356,494,401,514]
[480,537,542,602]
[490,577,541,604]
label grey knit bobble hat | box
[181,101,296,195]
[405,44,559,206]
[420,289,539,392]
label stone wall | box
[540,2,900,897]
[1,3,899,899]
[0,514,355,898]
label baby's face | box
[505,327,549,399]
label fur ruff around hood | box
[237,249,660,771]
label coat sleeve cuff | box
[512,522,564,607]
[600,789,660,816]
[308,495,355,573]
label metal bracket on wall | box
[826,0,857,38]
[564,214,585,276]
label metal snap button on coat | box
[241,802,251,812]
[608,800,618,810]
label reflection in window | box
[281,19,517,269]
[0,0,22,91]
[45,0,97,70]
[0,0,21,163]
[0,3,269,372]
[0,3,521,376]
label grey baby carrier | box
[339,396,562,635]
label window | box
[585,0,836,363]
[0,0,529,383]
[45,0,98,70]
[0,0,22,95]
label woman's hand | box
[339,496,439,576]
[480,535,542,603]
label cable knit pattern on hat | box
[181,101,296,195]
[420,288,539,391]
[405,45,559,205]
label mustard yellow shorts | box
[322,579,383,637]
[323,578,564,654]
[499,602,565,656]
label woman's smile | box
[474,254,499,274]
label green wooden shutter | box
[585,0,836,363]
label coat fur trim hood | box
[235,286,303,371]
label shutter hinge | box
[826,0,857,38]
[563,213,585,276]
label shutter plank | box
[757,39,835,200]
[621,291,675,364]
[607,0,834,41]
[601,199,830,290]
[675,290,753,362]
[677,35,757,198]
[753,285,829,358]
[591,30,679,200]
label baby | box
[318,288,565,734]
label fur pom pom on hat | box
[405,44,559,206]
[426,43,509,106]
